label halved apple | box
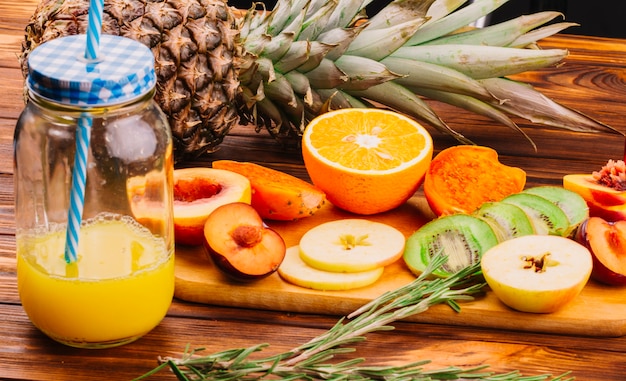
[576,217,626,286]
[203,202,286,281]
[173,168,251,246]
[481,235,592,313]
[299,219,405,272]
[278,246,384,290]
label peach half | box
[173,168,251,246]
[564,174,626,221]
[563,174,626,206]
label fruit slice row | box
[278,219,406,291]
[403,186,588,278]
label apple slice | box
[299,219,405,272]
[278,246,384,291]
[203,202,286,281]
[481,235,592,313]
[576,217,626,285]
[173,168,252,246]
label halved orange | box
[302,108,433,215]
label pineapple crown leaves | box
[21,0,619,161]
[236,0,619,147]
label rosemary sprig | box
[135,255,574,381]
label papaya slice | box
[423,145,526,216]
[212,160,326,221]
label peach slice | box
[127,172,173,237]
[563,174,626,207]
[564,174,626,222]
[299,219,405,272]
[204,202,286,281]
[576,217,626,286]
[173,168,251,246]
[278,246,384,291]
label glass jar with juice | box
[14,34,175,348]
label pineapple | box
[20,0,617,162]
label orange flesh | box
[301,108,433,215]
[424,145,526,215]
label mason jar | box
[14,34,175,348]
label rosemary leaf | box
[135,255,573,381]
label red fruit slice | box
[172,168,251,246]
[563,174,626,207]
[578,217,626,285]
[203,202,286,282]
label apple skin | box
[203,202,286,282]
[563,174,626,222]
[481,235,592,314]
[576,217,626,286]
[173,168,251,246]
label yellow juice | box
[17,215,174,348]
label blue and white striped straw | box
[64,116,92,263]
[64,0,103,264]
[84,0,104,61]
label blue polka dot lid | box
[27,34,156,106]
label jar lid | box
[27,34,156,106]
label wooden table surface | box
[3,1,626,380]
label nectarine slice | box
[278,246,384,291]
[173,168,251,246]
[578,217,626,285]
[299,219,405,272]
[204,202,286,281]
[564,174,626,207]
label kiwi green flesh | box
[523,186,589,236]
[403,214,499,278]
[500,193,570,236]
[473,202,535,242]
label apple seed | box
[521,252,558,273]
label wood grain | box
[3,1,626,380]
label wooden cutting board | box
[174,197,626,337]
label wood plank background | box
[2,1,626,380]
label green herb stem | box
[135,255,574,381]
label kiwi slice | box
[403,214,499,278]
[523,186,589,237]
[473,202,535,242]
[500,193,570,236]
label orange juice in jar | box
[14,34,174,348]
[17,216,174,347]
